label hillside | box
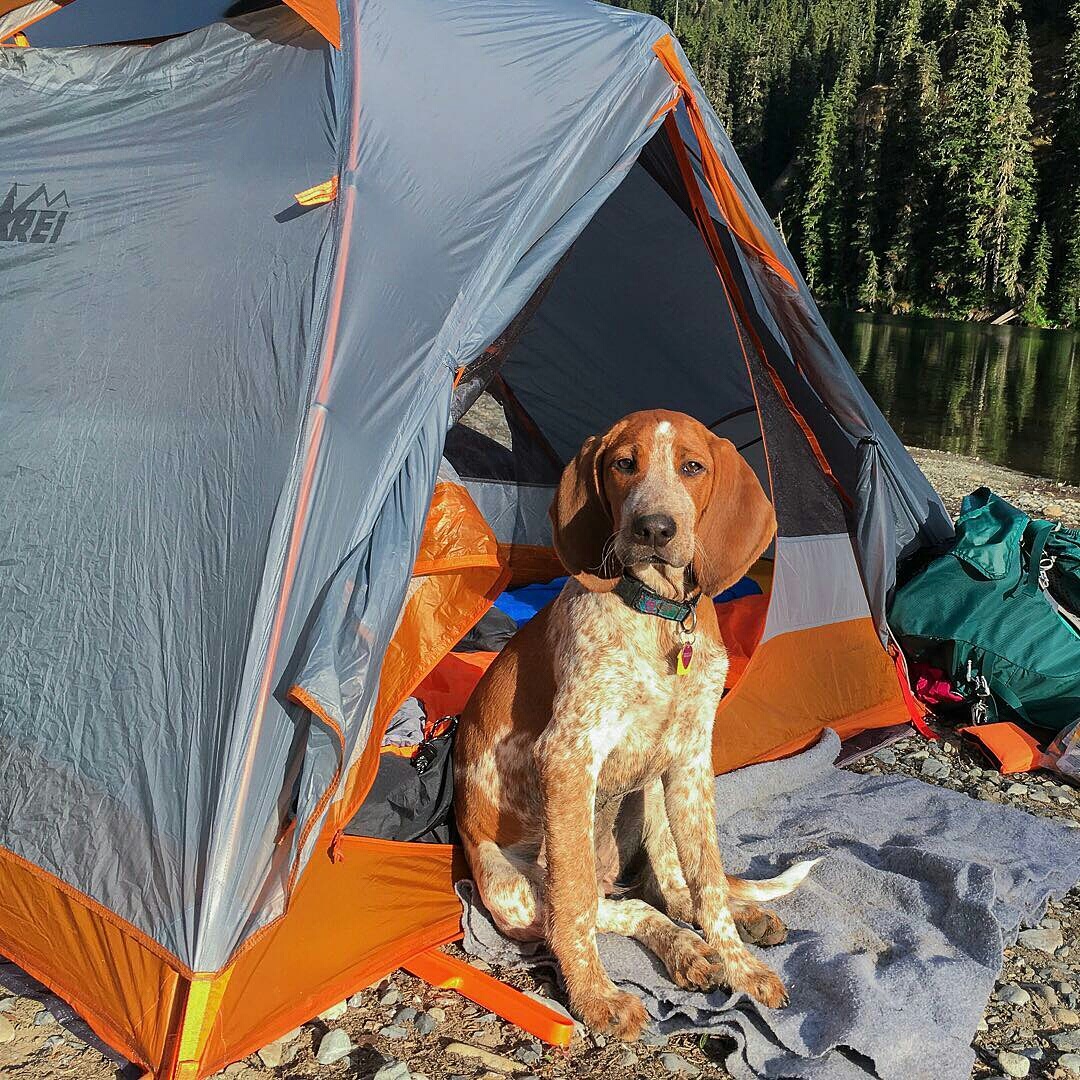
[606,0,1080,328]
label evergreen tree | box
[1051,2,1080,326]
[989,21,1037,304]
[879,42,941,310]
[927,0,1011,314]
[798,51,862,300]
[1020,223,1052,326]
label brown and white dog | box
[453,409,816,1040]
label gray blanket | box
[459,730,1080,1080]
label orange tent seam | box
[652,35,797,291]
[0,842,192,977]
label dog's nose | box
[631,513,677,548]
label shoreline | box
[908,446,1080,528]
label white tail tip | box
[727,857,821,901]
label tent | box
[0,0,954,1075]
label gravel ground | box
[2,442,1079,1080]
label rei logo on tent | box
[0,183,70,244]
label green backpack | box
[890,488,1080,733]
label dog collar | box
[613,573,701,630]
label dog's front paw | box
[663,929,726,991]
[733,906,788,947]
[729,958,789,1009]
[575,986,649,1041]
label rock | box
[347,992,365,1008]
[641,1028,669,1046]
[472,1028,504,1049]
[318,1000,348,1022]
[315,1029,353,1065]
[0,998,14,1014]
[515,1045,542,1065]
[1059,1053,1080,1076]
[1029,984,1059,1008]
[995,984,1031,1006]
[997,1051,1030,1077]
[593,1032,607,1048]
[977,1017,989,1032]
[0,1016,14,1044]
[659,1052,702,1076]
[42,1034,64,1051]
[445,1042,524,1073]
[414,1011,438,1036]
[614,1046,638,1067]
[874,749,897,765]
[1027,790,1051,805]
[524,991,572,1019]
[427,1007,446,1022]
[373,1060,411,1080]
[920,757,949,778]
[1046,503,1065,519]
[34,1008,55,1026]
[1006,783,1029,796]
[280,1026,303,1044]
[256,1040,286,1068]
[1060,982,1077,995]
[471,958,492,972]
[1057,1008,1080,1025]
[379,987,401,1007]
[379,1025,409,1040]
[1018,927,1064,954]
[1052,1029,1080,1052]
[394,1006,417,1026]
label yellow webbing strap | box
[294,176,339,207]
[173,970,232,1079]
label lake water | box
[824,311,1080,484]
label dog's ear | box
[549,433,620,592]
[694,435,775,597]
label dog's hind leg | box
[638,776,812,947]
[596,897,727,993]
[467,838,546,942]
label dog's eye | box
[613,457,635,473]
[681,460,705,476]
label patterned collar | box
[612,573,701,627]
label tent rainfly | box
[0,0,954,1076]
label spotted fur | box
[454,410,815,1040]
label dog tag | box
[676,642,693,676]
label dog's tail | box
[725,858,820,902]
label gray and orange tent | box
[0,1,953,1076]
